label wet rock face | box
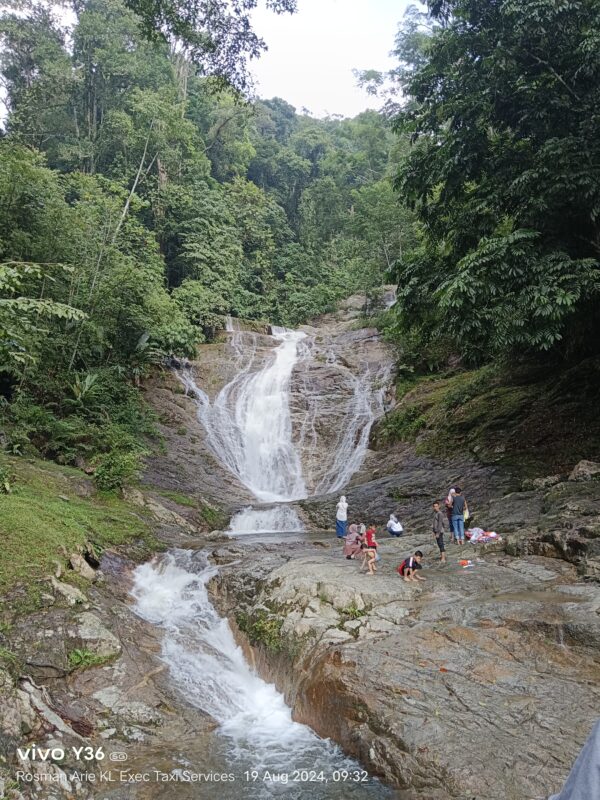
[498,479,600,580]
[212,536,600,799]
[142,351,256,513]
[292,313,394,496]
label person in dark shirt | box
[398,551,426,582]
[451,487,468,545]
[432,501,447,563]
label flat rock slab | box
[212,536,600,800]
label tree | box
[0,0,406,471]
[0,261,85,377]
[123,0,297,91]
[392,0,600,361]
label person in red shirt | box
[398,551,426,582]
[360,526,378,575]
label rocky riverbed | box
[2,461,599,799]
[208,461,600,800]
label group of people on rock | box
[334,485,470,578]
[342,523,379,575]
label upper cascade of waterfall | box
[180,323,307,504]
[179,307,392,533]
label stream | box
[132,550,391,798]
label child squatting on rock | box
[398,551,426,582]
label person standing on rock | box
[445,487,456,543]
[451,487,468,546]
[360,526,378,575]
[432,501,447,563]
[336,495,348,538]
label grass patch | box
[149,488,227,529]
[68,648,113,670]
[376,406,427,444]
[198,502,227,529]
[152,488,199,508]
[0,646,21,676]
[339,602,365,620]
[0,456,156,603]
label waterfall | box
[180,328,305,502]
[132,550,389,798]
[314,367,388,496]
[179,324,306,533]
[180,316,390,535]
[228,505,305,534]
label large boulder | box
[569,460,600,482]
[212,536,600,800]
[69,553,96,581]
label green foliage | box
[0,0,410,477]
[68,648,113,670]
[0,260,85,376]
[0,646,20,675]
[236,610,284,653]
[376,405,426,445]
[94,450,145,492]
[339,602,365,620]
[173,280,227,341]
[0,465,13,494]
[391,0,600,363]
[122,0,297,92]
[2,369,158,468]
[197,502,227,530]
[442,367,497,410]
[153,488,198,507]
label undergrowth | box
[372,357,600,477]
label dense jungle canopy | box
[1,0,599,487]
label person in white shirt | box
[335,495,348,538]
[386,513,404,537]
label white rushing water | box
[313,367,388,496]
[132,550,389,798]
[228,505,304,535]
[180,327,307,504]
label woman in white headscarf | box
[386,513,404,537]
[335,495,348,538]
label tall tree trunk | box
[111,122,154,245]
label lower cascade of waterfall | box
[228,505,304,535]
[132,550,390,798]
